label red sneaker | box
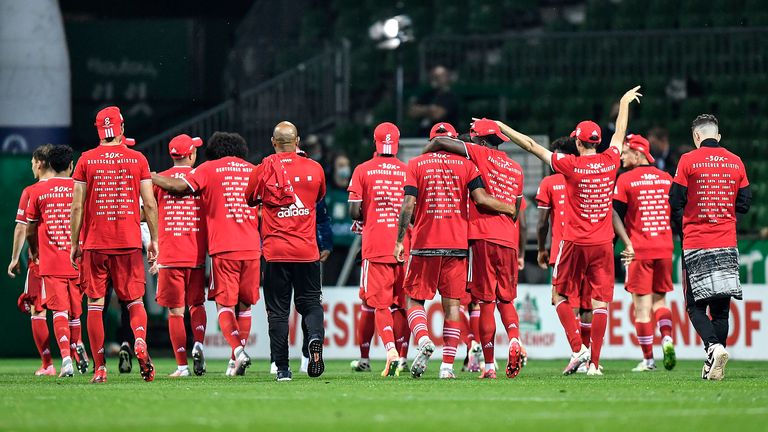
[90,367,107,384]
[134,339,155,382]
[506,339,523,379]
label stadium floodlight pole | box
[368,15,413,126]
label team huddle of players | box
[12,84,732,382]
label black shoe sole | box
[307,339,324,378]
[75,346,88,374]
[192,350,206,376]
[235,354,251,376]
[118,349,132,374]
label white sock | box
[178,365,188,371]
[440,362,453,370]
[485,362,496,371]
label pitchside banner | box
[203,284,766,361]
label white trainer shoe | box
[563,344,591,375]
[410,339,435,378]
[586,363,603,376]
[707,344,729,381]
[631,360,657,372]
[439,366,456,379]
[225,360,236,376]
[300,356,309,373]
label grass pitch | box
[0,358,766,432]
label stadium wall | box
[202,285,767,361]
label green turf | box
[0,358,766,431]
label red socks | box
[469,307,480,344]
[555,300,582,352]
[126,300,148,342]
[87,304,105,369]
[52,311,71,359]
[392,307,410,357]
[189,305,207,345]
[591,308,608,367]
[168,315,188,366]
[217,307,241,350]
[497,301,520,340]
[655,307,673,339]
[458,306,475,346]
[636,320,654,360]
[237,308,252,347]
[442,320,461,364]
[68,318,82,351]
[374,308,396,351]
[358,304,375,359]
[478,302,496,364]
[580,321,592,348]
[407,305,430,344]
[31,315,52,367]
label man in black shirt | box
[408,66,459,136]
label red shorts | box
[24,265,44,313]
[82,249,145,301]
[209,257,260,307]
[553,241,615,305]
[625,258,673,295]
[41,276,82,315]
[468,240,518,303]
[359,260,406,309]
[403,255,467,301]
[157,267,206,308]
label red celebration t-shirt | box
[155,166,207,267]
[25,178,78,277]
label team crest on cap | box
[103,117,111,127]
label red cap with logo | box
[94,106,124,140]
[570,120,602,144]
[168,134,203,158]
[374,122,399,155]
[429,122,458,140]
[471,118,510,142]
[624,134,655,163]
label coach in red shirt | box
[670,114,751,381]
[245,121,326,382]
[70,106,159,383]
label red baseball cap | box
[124,137,136,147]
[471,118,509,142]
[625,134,655,164]
[570,120,602,144]
[94,106,124,140]
[168,134,203,158]
[374,122,399,155]
[429,122,458,140]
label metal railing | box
[136,42,350,170]
[419,27,768,83]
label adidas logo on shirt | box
[277,194,310,218]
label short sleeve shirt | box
[550,146,620,245]
[155,166,207,267]
[24,178,78,277]
[535,173,567,257]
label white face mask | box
[336,166,351,179]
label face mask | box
[337,166,351,179]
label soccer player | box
[70,106,158,383]
[612,134,677,372]
[245,121,326,382]
[492,86,642,376]
[8,145,59,376]
[25,145,81,377]
[153,131,260,377]
[424,119,525,379]
[670,114,751,380]
[348,122,412,377]
[151,134,208,377]
[395,125,518,379]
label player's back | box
[675,144,748,248]
[260,152,325,262]
[25,177,77,277]
[406,151,479,251]
[551,147,620,245]
[537,173,567,238]
[72,144,150,250]
[615,166,672,259]
[155,166,207,267]
[348,155,408,263]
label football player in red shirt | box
[154,131,260,377]
[25,145,82,377]
[8,145,59,376]
[347,122,412,377]
[670,114,751,380]
[245,121,326,381]
[150,134,208,377]
[493,86,642,376]
[71,106,159,383]
[394,129,518,379]
[423,119,526,379]
[612,134,677,372]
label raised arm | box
[422,136,468,157]
[151,173,193,195]
[495,121,552,165]
[610,86,643,150]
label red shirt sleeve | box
[613,175,629,203]
[464,142,483,161]
[72,157,87,183]
[535,177,550,208]
[347,166,363,202]
[405,161,418,189]
[15,189,30,224]
[25,189,40,223]
[550,152,576,175]
[139,155,151,181]
[184,163,208,192]
[244,163,262,207]
[466,162,482,188]
[673,155,689,187]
